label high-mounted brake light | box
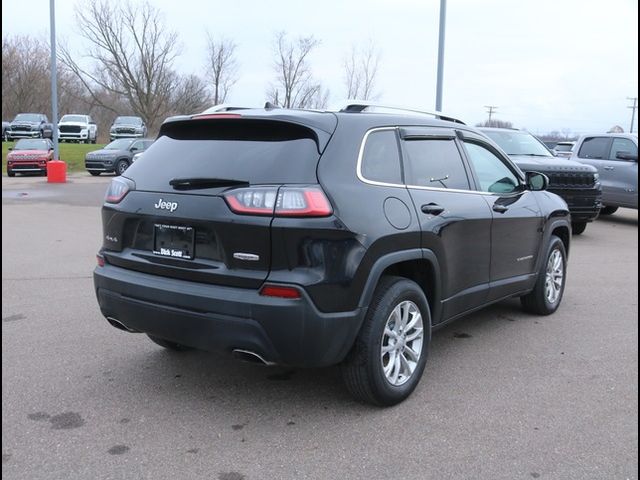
[192,113,242,120]
[259,285,302,299]
[223,186,332,217]
[105,177,134,204]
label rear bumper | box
[94,264,365,367]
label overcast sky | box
[2,0,638,134]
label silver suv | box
[569,134,638,215]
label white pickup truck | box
[58,114,98,143]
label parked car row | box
[479,127,602,235]
[2,113,147,143]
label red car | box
[6,138,54,177]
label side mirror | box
[130,147,139,152]
[525,171,548,191]
[89,122,96,125]
[616,151,638,161]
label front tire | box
[115,159,129,176]
[600,206,618,215]
[342,276,431,406]
[7,169,15,177]
[571,222,587,235]
[89,171,101,176]
[521,235,567,315]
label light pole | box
[435,0,446,112]
[50,0,59,160]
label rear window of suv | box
[127,119,321,190]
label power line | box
[627,97,637,133]
[484,105,498,123]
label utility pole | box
[485,105,498,124]
[50,0,59,160]
[628,97,637,134]
[435,0,446,112]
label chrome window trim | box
[356,127,495,196]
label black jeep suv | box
[94,103,571,406]
[479,127,602,235]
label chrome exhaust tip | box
[106,316,138,333]
[232,349,276,366]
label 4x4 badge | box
[154,199,178,212]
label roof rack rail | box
[332,100,465,125]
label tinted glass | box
[578,137,610,159]
[463,142,520,193]
[403,139,470,189]
[115,116,142,125]
[14,139,49,150]
[60,115,86,123]
[361,130,402,184]
[105,139,135,150]
[14,114,42,122]
[554,143,573,152]
[482,130,552,156]
[609,138,637,160]
[126,120,321,190]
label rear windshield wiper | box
[169,177,249,190]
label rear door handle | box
[421,203,445,215]
[603,166,615,170]
[493,204,509,213]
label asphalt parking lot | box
[2,174,638,480]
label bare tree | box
[205,34,238,105]
[475,119,514,128]
[343,41,381,100]
[268,32,325,108]
[171,74,212,114]
[2,35,91,120]
[59,0,181,133]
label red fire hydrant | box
[47,160,67,183]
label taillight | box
[105,177,134,204]
[259,284,302,299]
[224,186,332,217]
[96,254,105,267]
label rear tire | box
[600,206,618,215]
[571,222,587,235]
[521,235,567,315]
[147,334,190,351]
[342,276,431,406]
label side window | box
[360,130,402,184]
[609,138,637,160]
[131,141,142,151]
[578,137,610,159]
[463,142,520,194]
[403,139,470,189]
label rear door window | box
[578,137,611,159]
[402,138,470,190]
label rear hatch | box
[100,115,336,289]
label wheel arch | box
[358,249,442,324]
